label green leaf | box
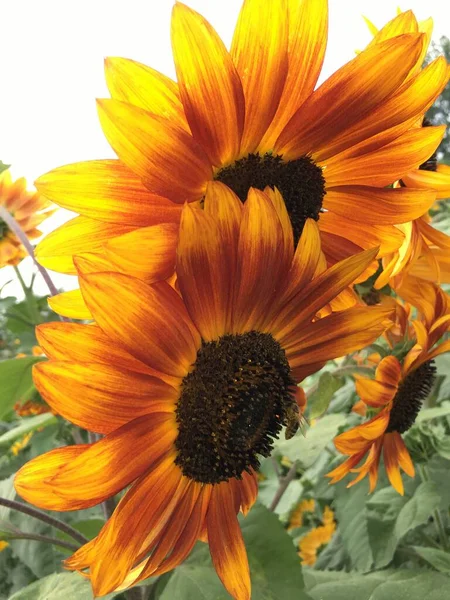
[416,402,450,423]
[0,161,10,175]
[8,572,120,599]
[304,568,450,600]
[0,357,44,419]
[0,413,57,445]
[309,372,344,419]
[56,519,104,550]
[365,486,408,568]
[275,414,346,468]
[412,546,450,573]
[395,482,441,540]
[159,505,311,600]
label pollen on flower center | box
[214,153,326,243]
[386,360,437,434]
[174,331,296,484]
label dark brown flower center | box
[175,331,296,484]
[214,153,326,244]
[386,360,436,434]
[0,218,8,240]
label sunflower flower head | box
[298,505,336,566]
[34,0,448,315]
[0,170,54,268]
[15,183,391,599]
[327,283,450,495]
[288,498,315,531]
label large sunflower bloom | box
[0,170,54,268]
[327,286,450,495]
[15,186,390,599]
[35,1,447,288]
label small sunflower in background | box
[0,169,54,268]
[15,186,391,599]
[298,505,336,566]
[327,281,450,495]
[34,2,447,292]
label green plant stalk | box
[13,265,42,325]
[418,464,448,550]
[9,531,79,552]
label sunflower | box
[34,1,448,296]
[298,505,336,566]
[327,284,450,495]
[0,170,54,268]
[288,498,315,531]
[15,186,391,599]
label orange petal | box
[354,377,395,408]
[33,361,178,434]
[35,215,134,274]
[48,289,91,320]
[391,432,415,478]
[275,34,424,159]
[323,185,436,225]
[36,322,156,376]
[78,273,200,378]
[230,0,289,153]
[177,203,232,341]
[261,0,328,150]
[15,445,89,510]
[376,355,402,387]
[326,451,367,484]
[324,125,446,187]
[383,433,405,495]
[232,188,292,333]
[402,163,450,199]
[97,99,212,202]
[269,247,379,342]
[171,3,244,166]
[104,57,188,129]
[238,469,258,516]
[105,223,178,282]
[285,306,392,366]
[207,482,251,600]
[35,160,183,226]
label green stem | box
[10,531,79,552]
[13,265,41,325]
[269,461,298,512]
[418,465,448,550]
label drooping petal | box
[238,469,258,516]
[323,185,436,225]
[104,57,188,129]
[207,482,251,600]
[35,160,183,226]
[232,188,292,333]
[383,433,405,495]
[275,34,424,159]
[97,99,212,202]
[230,0,289,153]
[261,0,328,150]
[35,216,134,274]
[15,445,90,511]
[33,361,178,434]
[326,450,368,484]
[171,3,245,166]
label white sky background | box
[0,0,450,298]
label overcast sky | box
[1,0,450,297]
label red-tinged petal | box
[326,451,368,484]
[323,185,436,225]
[104,57,189,129]
[171,3,244,166]
[261,0,328,150]
[97,99,212,202]
[284,306,392,366]
[391,432,415,478]
[383,433,405,495]
[207,482,251,600]
[402,163,450,199]
[376,355,402,387]
[275,34,424,159]
[48,290,91,320]
[15,445,90,511]
[33,361,178,434]
[36,322,157,376]
[232,188,292,333]
[78,272,200,378]
[269,247,379,343]
[238,470,258,516]
[231,0,289,153]
[35,160,183,226]
[355,377,396,408]
[105,223,178,282]
[334,428,373,455]
[177,204,233,341]
[314,56,448,161]
[263,186,294,254]
[35,216,135,274]
[324,126,446,187]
